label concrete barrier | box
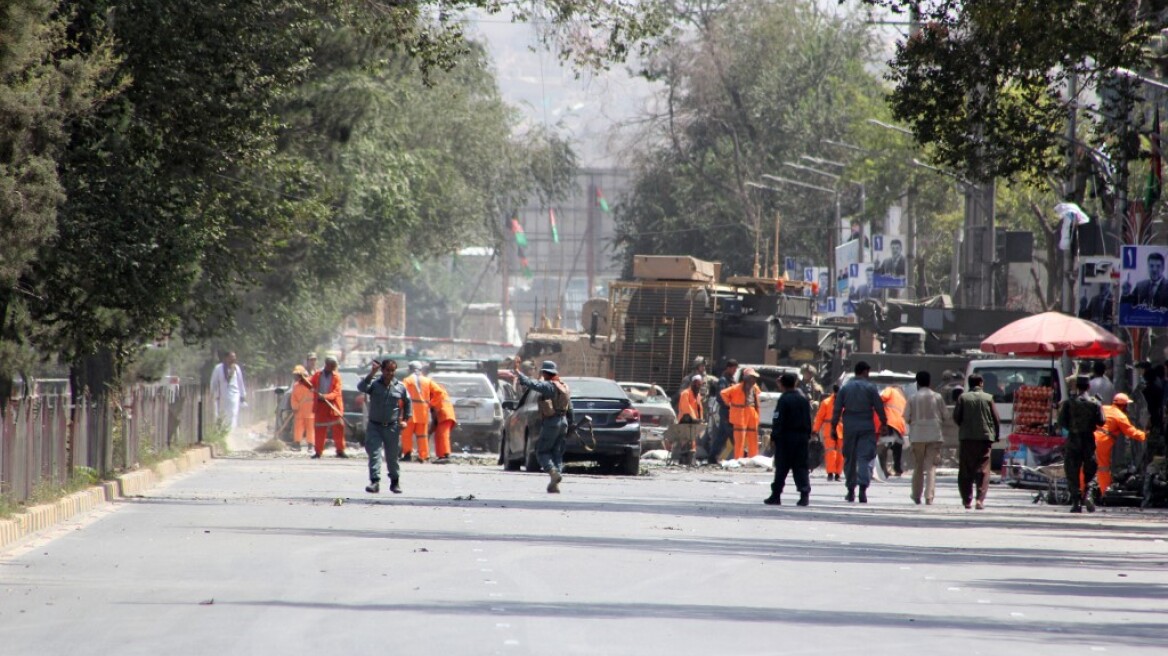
[0,444,215,551]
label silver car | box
[619,382,677,451]
[429,372,504,452]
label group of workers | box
[284,353,460,486]
[672,356,1147,512]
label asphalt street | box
[2,451,1166,656]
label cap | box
[292,365,308,376]
[1113,393,1132,405]
[324,355,338,365]
[539,360,559,375]
[408,360,424,372]
[306,352,317,359]
[691,374,704,383]
[801,364,817,375]
[742,367,759,379]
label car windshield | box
[431,375,493,398]
[972,366,1060,404]
[565,378,626,399]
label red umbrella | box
[980,312,1126,358]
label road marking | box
[947,587,961,592]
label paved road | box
[2,453,1167,655]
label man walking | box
[358,358,411,494]
[311,356,347,459]
[1059,376,1106,513]
[953,374,1000,510]
[401,361,434,462]
[721,368,762,460]
[905,371,947,505]
[765,373,813,507]
[812,384,843,481]
[708,359,739,464]
[516,361,573,493]
[210,351,247,431]
[831,362,886,503]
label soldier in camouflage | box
[1058,376,1106,513]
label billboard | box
[834,239,860,302]
[871,234,907,289]
[847,261,875,304]
[1077,257,1118,331]
[1119,245,1168,327]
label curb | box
[0,444,216,552]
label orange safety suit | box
[1092,404,1146,492]
[290,377,315,446]
[402,372,435,460]
[429,381,456,459]
[720,382,760,459]
[678,387,704,423]
[311,369,345,455]
[879,386,907,437]
[813,393,844,475]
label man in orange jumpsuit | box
[877,385,908,478]
[429,379,456,463]
[720,368,761,460]
[678,375,705,423]
[401,361,434,462]
[290,365,315,451]
[311,356,347,458]
[812,384,844,480]
[1093,393,1146,493]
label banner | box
[1077,257,1118,331]
[803,267,831,313]
[834,239,860,299]
[1119,245,1168,327]
[871,234,907,289]
[847,261,874,304]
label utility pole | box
[961,181,996,308]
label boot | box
[797,491,810,507]
[365,481,379,493]
[310,453,321,460]
[1084,494,1096,513]
[845,488,855,502]
[1070,495,1082,513]
[399,454,411,462]
[547,469,562,493]
[336,451,349,458]
[763,495,781,506]
[389,479,402,494]
[858,486,868,504]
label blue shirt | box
[358,374,411,425]
[516,373,574,422]
[831,377,887,435]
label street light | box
[1113,66,1168,91]
[866,118,914,135]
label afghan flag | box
[1146,107,1162,211]
[517,246,533,279]
[596,187,610,213]
[549,208,560,243]
[509,215,528,248]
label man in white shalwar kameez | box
[210,351,247,430]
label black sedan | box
[501,377,642,475]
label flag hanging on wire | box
[509,215,528,248]
[596,187,610,213]
[1146,107,1162,211]
[517,246,533,278]
[549,208,560,243]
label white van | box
[964,359,1067,445]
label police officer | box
[708,359,739,464]
[765,373,813,507]
[516,360,573,493]
[358,358,411,494]
[1058,375,1105,513]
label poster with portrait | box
[871,234,907,289]
[1119,245,1168,327]
[1077,257,1118,331]
[803,266,831,310]
[847,261,875,306]
[834,239,860,299]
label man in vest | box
[1059,376,1106,513]
[721,368,762,460]
[708,359,739,464]
[358,357,411,494]
[1094,393,1146,494]
[401,361,434,462]
[428,379,456,463]
[877,385,908,478]
[289,365,315,451]
[311,356,346,458]
[812,384,843,481]
[678,375,705,424]
[831,361,887,503]
[516,360,573,493]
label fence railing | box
[1,383,211,504]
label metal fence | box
[1,383,211,503]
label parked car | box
[429,372,504,452]
[619,382,677,451]
[501,376,642,475]
[338,369,370,444]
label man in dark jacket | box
[1059,376,1106,513]
[765,373,814,507]
[707,359,739,464]
[953,374,1000,510]
[357,358,411,494]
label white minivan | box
[964,359,1068,446]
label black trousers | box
[957,439,992,505]
[1064,434,1097,499]
[771,434,811,496]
